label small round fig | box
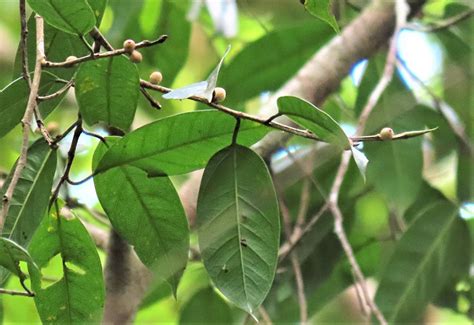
[149,71,163,85]
[129,50,143,63]
[379,127,394,141]
[66,56,77,63]
[123,39,136,53]
[46,121,60,135]
[212,87,226,103]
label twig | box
[0,15,45,233]
[141,81,431,145]
[396,56,473,153]
[140,87,161,110]
[49,118,83,209]
[37,79,73,102]
[42,35,168,68]
[405,8,474,32]
[0,288,35,297]
[19,0,30,86]
[279,198,307,324]
[258,306,273,325]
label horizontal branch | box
[42,35,168,68]
[140,80,435,145]
[0,288,35,297]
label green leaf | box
[365,111,423,215]
[0,238,37,284]
[0,72,66,138]
[219,22,333,106]
[375,201,470,323]
[277,96,368,179]
[0,140,56,283]
[95,110,270,176]
[179,287,233,324]
[277,96,350,150]
[303,0,339,33]
[28,204,105,324]
[196,144,280,315]
[26,0,96,35]
[93,138,189,294]
[75,56,140,131]
[0,139,57,247]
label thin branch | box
[279,198,307,324]
[49,118,83,209]
[37,79,73,102]
[19,0,30,86]
[0,15,45,233]
[0,288,35,297]
[42,35,168,68]
[405,8,474,32]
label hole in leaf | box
[40,253,63,289]
[65,261,86,275]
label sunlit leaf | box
[197,144,280,315]
[163,45,231,102]
[93,138,189,294]
[75,56,140,131]
[95,110,269,176]
[28,204,105,324]
[26,0,96,35]
[277,96,368,178]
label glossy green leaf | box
[28,205,105,324]
[303,0,339,33]
[278,96,350,149]
[26,0,96,35]
[0,238,37,284]
[375,201,470,323]
[0,140,56,283]
[0,73,66,138]
[93,138,189,293]
[197,144,280,315]
[179,287,233,324]
[95,110,270,176]
[75,56,140,131]
[277,96,368,179]
[219,22,333,106]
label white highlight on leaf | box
[163,45,231,102]
[351,147,369,182]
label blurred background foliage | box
[0,0,472,323]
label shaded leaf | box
[26,0,96,35]
[28,204,104,324]
[375,201,470,323]
[0,140,57,283]
[93,138,189,294]
[95,110,269,176]
[197,145,280,315]
[219,22,333,106]
[303,0,339,33]
[75,56,140,131]
[0,238,37,283]
[179,287,233,324]
[0,73,66,138]
[163,45,231,102]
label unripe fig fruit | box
[379,127,394,141]
[213,87,226,103]
[66,56,77,63]
[129,50,143,63]
[149,71,163,85]
[123,39,136,53]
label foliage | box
[0,0,472,324]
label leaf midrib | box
[388,206,457,321]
